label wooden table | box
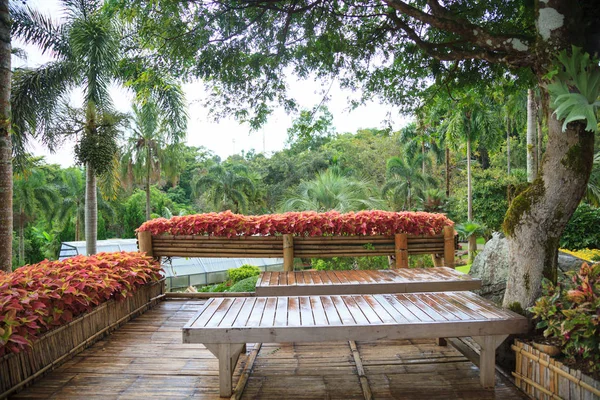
[255,267,481,296]
[183,291,527,397]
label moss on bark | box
[502,177,545,237]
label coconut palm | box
[55,168,85,241]
[122,102,186,220]
[383,151,437,211]
[280,169,385,212]
[10,0,186,255]
[194,164,257,213]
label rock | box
[470,232,509,305]
[557,251,587,275]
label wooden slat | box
[321,296,342,326]
[232,298,257,327]
[260,298,278,327]
[246,297,267,327]
[330,296,356,325]
[299,296,314,326]
[287,297,301,326]
[310,297,328,325]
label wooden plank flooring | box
[255,268,481,296]
[12,300,527,399]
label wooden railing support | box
[443,226,455,269]
[283,234,294,271]
[394,233,408,269]
[137,230,153,257]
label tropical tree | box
[0,0,11,272]
[55,168,86,241]
[13,162,58,265]
[10,0,186,255]
[121,101,186,220]
[383,152,436,211]
[194,164,257,213]
[281,168,384,212]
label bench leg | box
[205,343,246,397]
[436,338,447,346]
[472,335,508,389]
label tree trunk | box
[75,201,80,241]
[526,89,537,182]
[85,164,97,255]
[0,0,12,273]
[466,136,474,261]
[537,106,544,171]
[146,146,151,221]
[503,115,593,309]
[18,211,24,265]
[445,146,450,197]
[506,116,511,175]
[421,140,425,175]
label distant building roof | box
[59,239,284,278]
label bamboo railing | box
[137,225,456,271]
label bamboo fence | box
[0,280,165,399]
[512,340,600,400]
[138,225,456,271]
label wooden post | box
[473,335,508,389]
[137,230,153,257]
[394,233,408,269]
[443,226,455,269]
[204,343,245,397]
[283,234,294,272]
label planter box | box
[512,340,600,400]
[0,280,164,398]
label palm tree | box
[443,89,501,259]
[13,162,58,265]
[0,0,12,272]
[280,169,384,212]
[383,151,437,211]
[10,1,186,255]
[122,102,186,220]
[56,168,85,241]
[194,164,257,213]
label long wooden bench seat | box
[255,267,481,296]
[183,291,528,397]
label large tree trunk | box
[0,0,12,273]
[145,146,151,221]
[85,164,97,255]
[526,89,537,182]
[503,115,593,309]
[506,116,511,175]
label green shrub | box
[529,262,600,373]
[560,203,600,250]
[408,254,434,268]
[198,282,230,292]
[227,264,261,283]
[312,256,388,271]
[228,275,259,292]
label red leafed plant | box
[0,252,162,356]
[137,210,453,237]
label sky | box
[15,0,411,167]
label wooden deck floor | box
[11,299,528,399]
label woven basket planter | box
[512,340,600,399]
[0,280,164,398]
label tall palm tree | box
[280,169,384,212]
[56,168,85,241]
[443,89,501,259]
[122,102,186,220]
[10,1,186,255]
[194,164,257,213]
[0,0,12,272]
[13,163,58,265]
[383,152,436,211]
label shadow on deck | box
[11,300,528,399]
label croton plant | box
[0,252,162,356]
[137,210,453,237]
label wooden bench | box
[183,291,528,397]
[255,267,481,296]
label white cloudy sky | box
[15,0,411,166]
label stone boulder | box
[469,232,588,304]
[470,232,509,305]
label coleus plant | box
[0,252,162,356]
[137,210,453,237]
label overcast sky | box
[15,0,411,167]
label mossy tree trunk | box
[502,0,594,310]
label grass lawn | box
[455,264,471,274]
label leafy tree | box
[10,0,186,255]
[194,164,257,213]
[286,105,335,153]
[121,101,186,220]
[280,168,384,212]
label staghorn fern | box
[547,46,600,133]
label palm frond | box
[10,4,69,56]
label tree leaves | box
[547,46,600,133]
